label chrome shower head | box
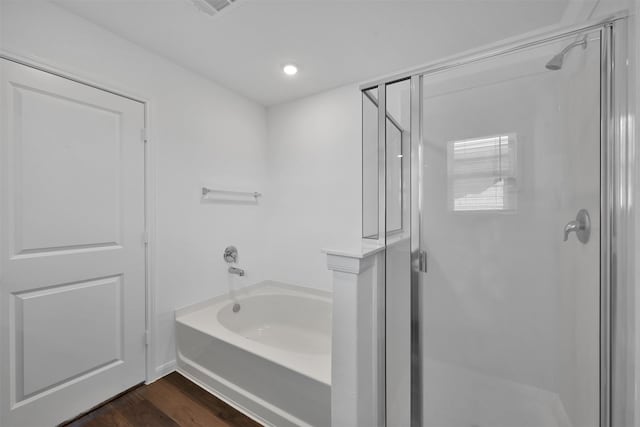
[545,53,564,70]
[545,36,587,71]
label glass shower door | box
[418,29,602,427]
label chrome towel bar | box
[201,187,262,199]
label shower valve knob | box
[223,246,238,263]
[563,209,590,244]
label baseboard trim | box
[151,360,176,383]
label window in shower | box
[447,133,517,212]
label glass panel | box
[363,87,379,239]
[386,119,403,232]
[384,78,412,426]
[419,29,601,427]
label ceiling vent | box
[191,0,238,16]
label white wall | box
[0,0,366,381]
[0,0,269,378]
[263,85,362,291]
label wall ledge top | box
[324,241,384,274]
[322,240,385,260]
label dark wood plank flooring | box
[63,372,263,427]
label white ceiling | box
[54,0,596,106]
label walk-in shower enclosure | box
[362,17,634,427]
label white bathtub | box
[175,281,331,427]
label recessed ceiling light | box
[283,64,298,76]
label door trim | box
[0,50,157,385]
[600,23,614,427]
[408,73,422,427]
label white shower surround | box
[175,281,331,427]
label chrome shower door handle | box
[563,209,590,243]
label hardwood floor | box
[62,372,263,427]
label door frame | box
[0,50,157,385]
[361,13,633,427]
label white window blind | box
[447,134,517,212]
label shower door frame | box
[361,14,631,427]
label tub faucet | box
[228,266,245,277]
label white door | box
[0,59,147,427]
